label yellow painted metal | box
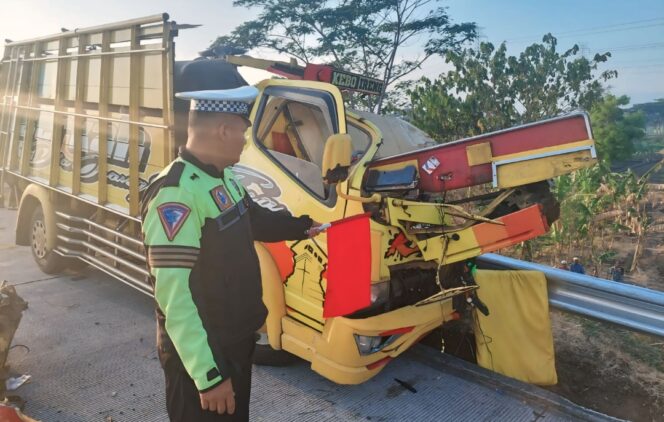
[254,79,347,134]
[282,294,458,384]
[386,198,456,229]
[97,31,111,203]
[335,183,381,204]
[2,14,173,213]
[72,36,87,196]
[5,14,169,48]
[20,43,42,176]
[346,111,381,190]
[372,223,400,280]
[161,21,176,167]
[7,46,28,172]
[283,238,326,330]
[0,67,8,196]
[255,243,287,350]
[48,39,68,187]
[370,228,384,281]
[0,49,17,175]
[493,140,596,189]
[245,79,353,334]
[416,229,481,265]
[466,141,493,166]
[321,133,351,180]
[128,26,140,216]
[281,316,319,363]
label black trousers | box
[161,336,255,422]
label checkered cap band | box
[191,99,249,115]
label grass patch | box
[581,317,664,371]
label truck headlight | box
[354,326,413,355]
[354,334,388,355]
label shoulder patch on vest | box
[210,185,233,211]
[164,161,186,188]
[157,202,191,241]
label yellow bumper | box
[281,297,457,384]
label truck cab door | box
[235,80,349,327]
[237,80,347,211]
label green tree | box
[591,94,645,163]
[209,0,477,113]
[408,35,616,142]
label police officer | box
[141,86,322,421]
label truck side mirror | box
[321,134,352,184]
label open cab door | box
[236,79,353,330]
[237,79,350,220]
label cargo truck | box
[0,14,597,384]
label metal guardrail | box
[477,253,664,338]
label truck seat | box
[271,132,296,156]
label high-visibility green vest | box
[141,149,311,391]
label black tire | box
[30,206,66,275]
[252,332,299,366]
[487,182,560,225]
[29,206,89,274]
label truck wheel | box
[29,206,66,275]
[488,182,560,225]
[252,331,299,366]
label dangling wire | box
[435,203,450,354]
[434,203,450,293]
[473,309,494,370]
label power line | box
[607,58,664,65]
[615,68,664,74]
[553,23,664,40]
[505,17,664,43]
[592,42,664,52]
[506,17,664,41]
[613,63,664,69]
[557,16,664,32]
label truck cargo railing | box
[0,13,175,218]
[477,253,664,338]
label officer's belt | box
[215,195,250,231]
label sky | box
[1,0,662,105]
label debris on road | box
[0,281,28,400]
[5,375,31,391]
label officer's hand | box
[200,378,235,415]
[306,221,329,238]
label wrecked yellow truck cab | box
[0,14,597,384]
[234,77,592,383]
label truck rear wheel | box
[30,206,66,274]
[252,331,299,366]
[29,205,88,274]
